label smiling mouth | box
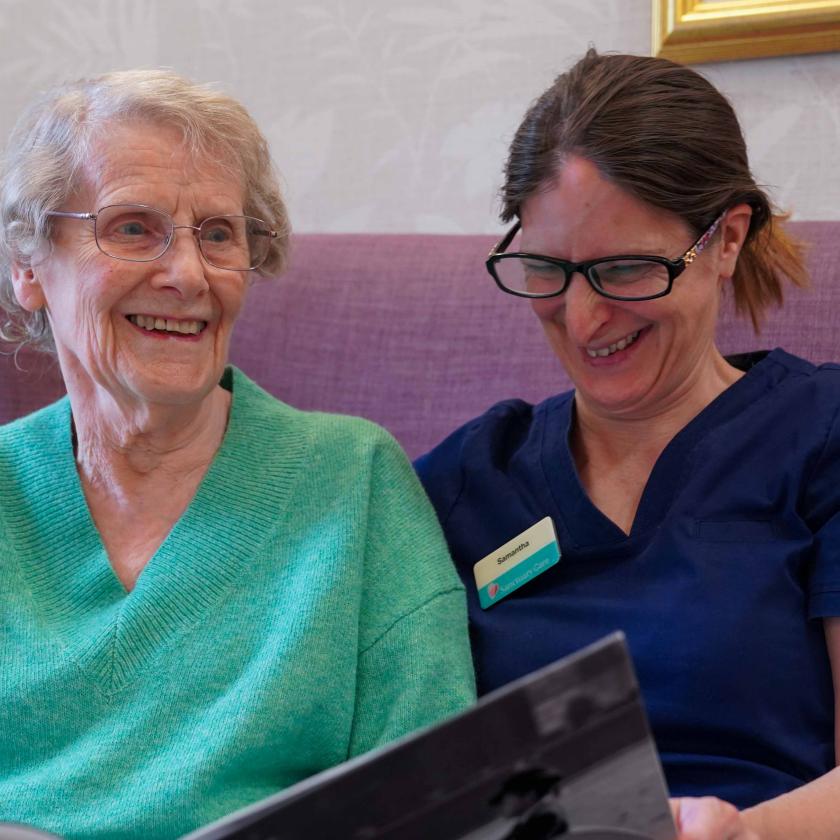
[127,314,207,336]
[585,329,641,358]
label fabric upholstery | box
[1,222,836,458]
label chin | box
[583,389,659,419]
[573,375,655,415]
[121,365,221,407]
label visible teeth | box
[128,314,205,335]
[586,330,640,358]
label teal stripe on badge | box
[478,541,560,609]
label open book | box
[188,633,676,840]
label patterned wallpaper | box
[0,0,837,232]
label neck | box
[573,348,742,467]
[70,381,231,497]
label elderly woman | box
[416,51,840,839]
[0,70,474,839]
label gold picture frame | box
[653,0,840,64]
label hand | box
[670,797,761,840]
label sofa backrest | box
[2,221,837,458]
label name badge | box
[473,517,560,609]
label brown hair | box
[501,49,807,331]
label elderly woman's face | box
[521,156,730,421]
[16,121,250,408]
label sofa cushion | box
[1,222,836,458]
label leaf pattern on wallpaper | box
[0,0,836,230]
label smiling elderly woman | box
[0,71,474,839]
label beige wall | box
[1,0,837,232]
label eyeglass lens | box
[93,204,272,270]
[493,255,671,299]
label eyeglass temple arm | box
[488,220,522,258]
[45,211,96,220]
[682,210,726,265]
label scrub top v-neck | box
[416,348,840,809]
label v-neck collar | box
[8,368,310,697]
[537,349,793,549]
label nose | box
[557,272,612,344]
[150,227,209,298]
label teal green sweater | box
[0,368,475,839]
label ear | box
[717,203,752,281]
[10,260,46,312]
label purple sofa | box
[2,222,837,459]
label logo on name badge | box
[473,517,560,609]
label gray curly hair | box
[0,68,291,352]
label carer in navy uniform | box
[417,50,840,840]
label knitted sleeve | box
[347,431,475,757]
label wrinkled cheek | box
[530,297,569,337]
[529,297,563,323]
[218,287,249,344]
[229,282,250,321]
[207,315,237,367]
[530,316,576,372]
[75,302,117,371]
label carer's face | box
[521,156,727,422]
[19,120,251,409]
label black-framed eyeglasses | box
[486,211,726,301]
[46,203,278,272]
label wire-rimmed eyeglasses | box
[46,203,278,272]
[486,211,726,302]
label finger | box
[673,796,744,840]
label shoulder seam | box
[801,390,840,502]
[358,586,465,656]
[439,457,467,530]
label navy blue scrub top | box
[416,349,840,809]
